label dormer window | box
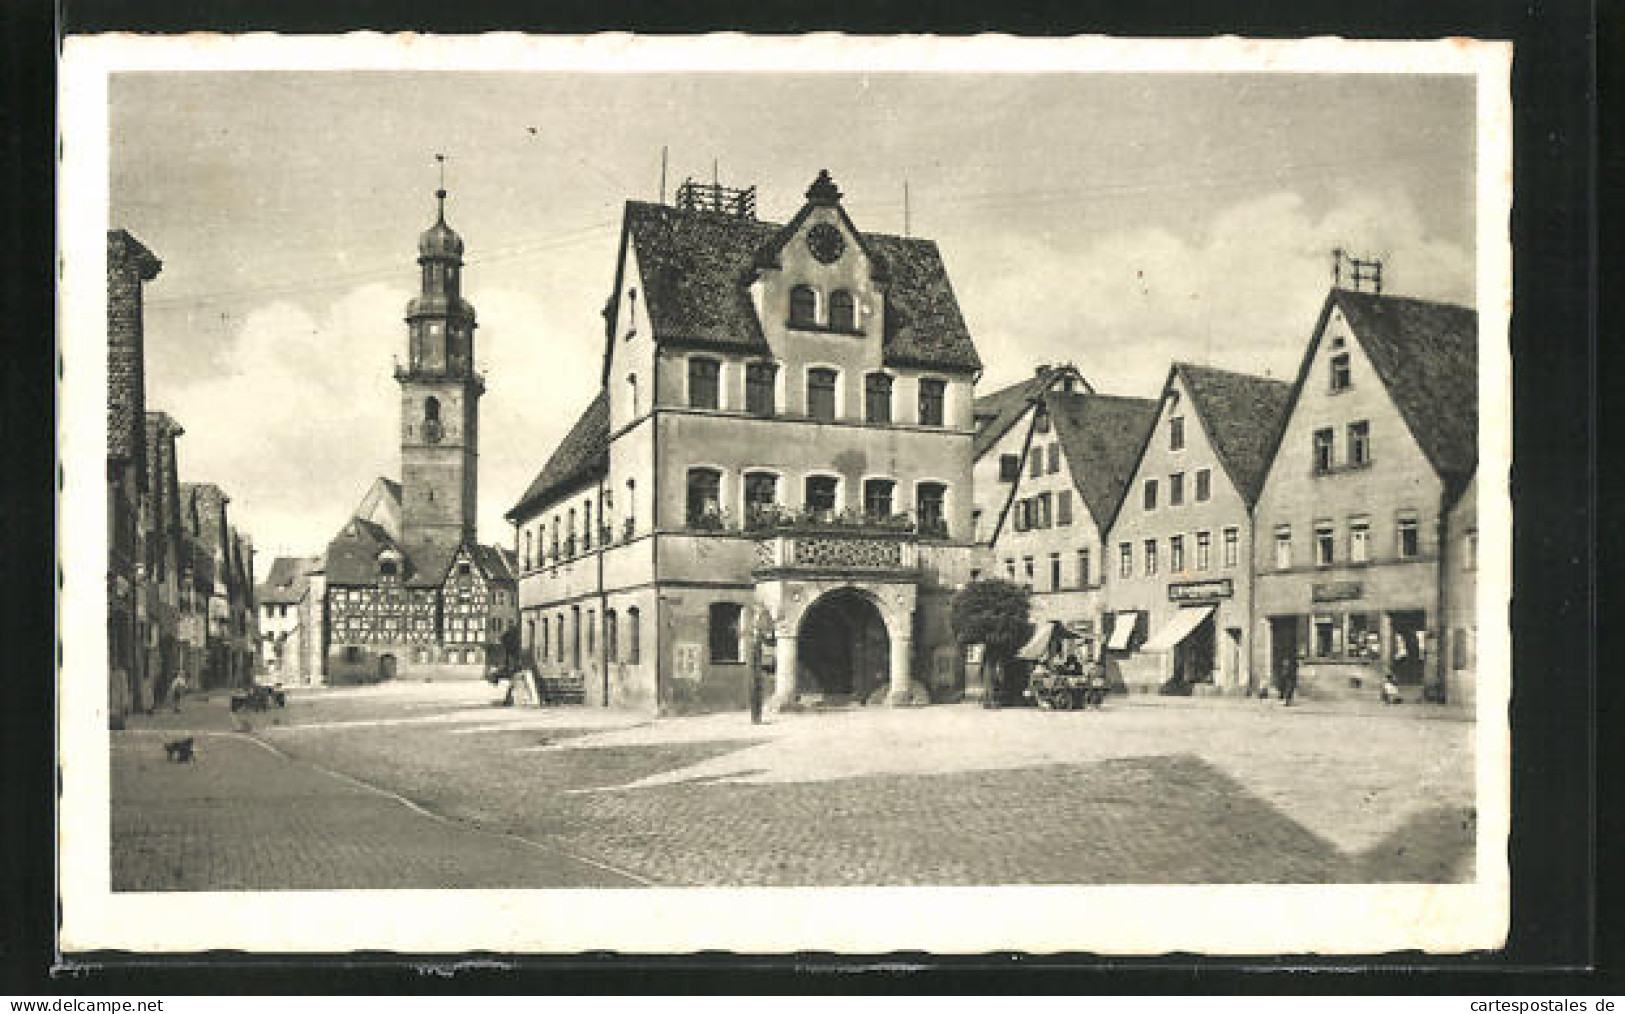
[789,285,817,327]
[829,290,856,331]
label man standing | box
[1279,654,1299,706]
[169,670,187,714]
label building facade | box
[143,411,187,705]
[319,191,517,683]
[107,230,162,723]
[975,375,1157,669]
[1103,363,1292,694]
[509,172,983,714]
[258,555,321,683]
[177,482,258,689]
[1250,289,1477,703]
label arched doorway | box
[797,589,889,704]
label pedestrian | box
[1279,656,1298,707]
[169,671,187,714]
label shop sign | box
[1168,579,1233,602]
[1312,581,1363,602]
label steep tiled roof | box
[470,543,516,583]
[1047,391,1161,532]
[505,391,609,521]
[1331,289,1478,484]
[144,412,184,541]
[402,539,458,589]
[258,556,314,605]
[323,517,400,586]
[619,199,981,372]
[1177,363,1294,507]
[180,482,229,552]
[972,364,1091,459]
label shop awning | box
[1142,605,1217,652]
[1106,611,1141,651]
[1015,620,1061,661]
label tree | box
[949,579,1033,707]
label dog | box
[163,737,196,763]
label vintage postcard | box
[58,32,1512,955]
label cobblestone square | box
[113,684,1476,890]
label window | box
[1464,529,1478,570]
[523,530,533,570]
[829,290,856,331]
[1224,527,1239,568]
[540,616,549,659]
[789,285,817,326]
[1313,615,1337,658]
[999,454,1020,482]
[746,362,777,417]
[1143,478,1158,511]
[686,467,722,527]
[863,478,895,520]
[1170,416,1185,450]
[1195,468,1211,502]
[1170,535,1185,572]
[1119,542,1133,578]
[1144,540,1158,576]
[1330,352,1351,392]
[424,396,440,424]
[380,560,397,578]
[586,609,596,656]
[709,603,743,663]
[1350,517,1371,563]
[1035,410,1051,434]
[1196,531,1212,570]
[627,607,641,664]
[744,472,778,527]
[1170,472,1185,506]
[1315,521,1335,566]
[605,610,618,663]
[807,368,837,421]
[1013,499,1029,532]
[1022,556,1035,586]
[918,379,946,426]
[1313,428,1334,473]
[865,373,893,424]
[1348,613,1378,660]
[916,482,946,537]
[626,374,639,416]
[1057,489,1073,526]
[1037,492,1053,529]
[971,507,983,539]
[688,357,720,410]
[1274,525,1292,570]
[1029,452,1043,479]
[1348,420,1371,466]
[805,475,839,518]
[1047,443,1061,474]
[1049,552,1062,590]
[1076,548,1091,588]
[582,500,593,550]
[1005,558,1016,580]
[557,613,566,662]
[1397,511,1420,559]
[625,478,637,537]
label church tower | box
[397,181,481,552]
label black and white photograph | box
[59,33,1512,955]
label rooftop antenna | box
[1332,247,1384,293]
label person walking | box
[169,670,187,714]
[1279,655,1298,707]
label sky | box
[109,70,1476,564]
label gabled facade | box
[509,171,983,714]
[1250,289,1477,703]
[969,364,1090,546]
[258,554,320,683]
[980,385,1157,665]
[1104,363,1293,694]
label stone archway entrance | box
[797,588,889,704]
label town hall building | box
[318,187,516,682]
[507,172,983,714]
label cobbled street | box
[112,683,1476,890]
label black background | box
[1,0,1606,993]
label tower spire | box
[435,153,448,220]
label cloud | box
[959,188,1472,397]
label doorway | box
[1387,610,1428,684]
[378,653,397,681]
[1269,616,1299,687]
[797,589,889,703]
[1174,611,1217,683]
